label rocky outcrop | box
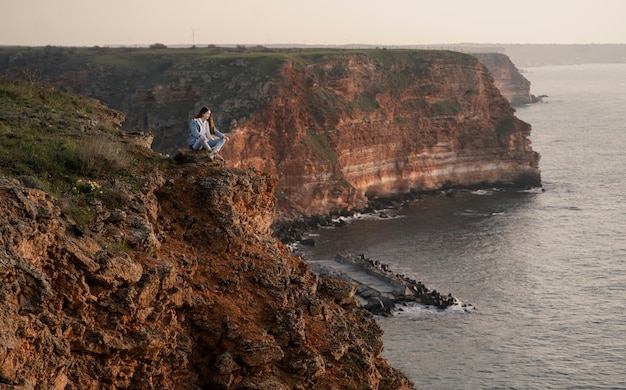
[0,79,416,389]
[0,167,415,389]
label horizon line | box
[2,42,626,49]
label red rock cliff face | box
[223,51,540,217]
[0,167,415,389]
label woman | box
[187,107,229,159]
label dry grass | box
[78,138,133,177]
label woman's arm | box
[189,119,203,138]
[214,129,230,141]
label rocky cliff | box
[0,79,415,389]
[222,51,541,218]
[0,47,540,221]
[472,53,532,106]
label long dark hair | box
[194,107,216,135]
[194,107,210,118]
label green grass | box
[0,76,145,194]
[304,130,338,163]
[430,101,461,116]
[349,95,379,112]
[0,75,178,244]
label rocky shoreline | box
[306,253,476,316]
[273,190,426,244]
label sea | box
[302,63,626,389]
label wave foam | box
[331,209,404,225]
[392,300,476,316]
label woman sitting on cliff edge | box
[187,107,229,160]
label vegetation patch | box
[77,138,133,177]
[430,100,461,116]
[349,95,379,112]
[0,75,173,240]
[0,77,141,191]
[305,130,338,163]
[496,117,516,144]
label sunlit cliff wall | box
[222,51,540,217]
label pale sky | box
[1,0,625,47]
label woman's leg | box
[191,138,213,151]
[208,138,226,153]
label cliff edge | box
[0,78,415,389]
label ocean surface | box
[303,64,626,389]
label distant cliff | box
[331,43,626,67]
[0,47,540,220]
[472,52,531,105]
[452,43,626,67]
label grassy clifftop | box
[0,76,171,236]
[0,76,158,191]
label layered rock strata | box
[223,51,541,218]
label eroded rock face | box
[222,52,541,217]
[0,166,415,389]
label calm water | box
[304,64,626,389]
